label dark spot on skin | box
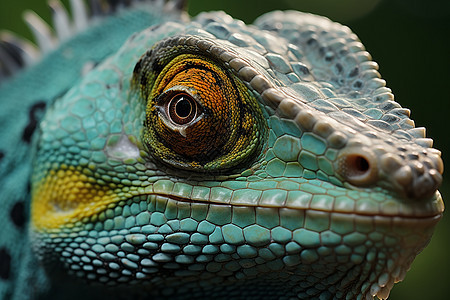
[10,201,26,228]
[368,120,391,131]
[307,37,318,46]
[202,18,217,25]
[127,32,138,42]
[22,101,46,143]
[139,73,148,90]
[339,49,349,57]
[381,114,400,123]
[364,132,378,139]
[0,151,4,161]
[423,161,433,169]
[318,46,326,56]
[0,248,11,280]
[348,67,359,77]
[335,63,343,74]
[408,153,419,160]
[151,57,164,74]
[378,102,396,111]
[353,80,363,89]
[149,24,161,32]
[133,59,143,75]
[261,23,275,31]
[324,52,335,62]
[293,63,309,75]
[82,61,99,73]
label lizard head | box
[30,10,443,299]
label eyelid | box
[154,85,200,106]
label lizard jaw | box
[30,192,441,299]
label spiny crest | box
[0,0,188,82]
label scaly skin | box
[0,2,444,300]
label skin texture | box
[0,0,446,295]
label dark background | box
[1,0,449,299]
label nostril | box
[337,149,378,186]
[351,155,370,175]
[342,154,371,179]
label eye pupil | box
[175,97,192,118]
[168,94,197,125]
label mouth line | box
[145,192,444,221]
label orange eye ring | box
[140,53,267,171]
[167,93,197,125]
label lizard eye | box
[155,89,201,128]
[135,52,267,172]
[167,93,197,125]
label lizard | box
[0,0,445,299]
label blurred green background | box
[0,0,449,299]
